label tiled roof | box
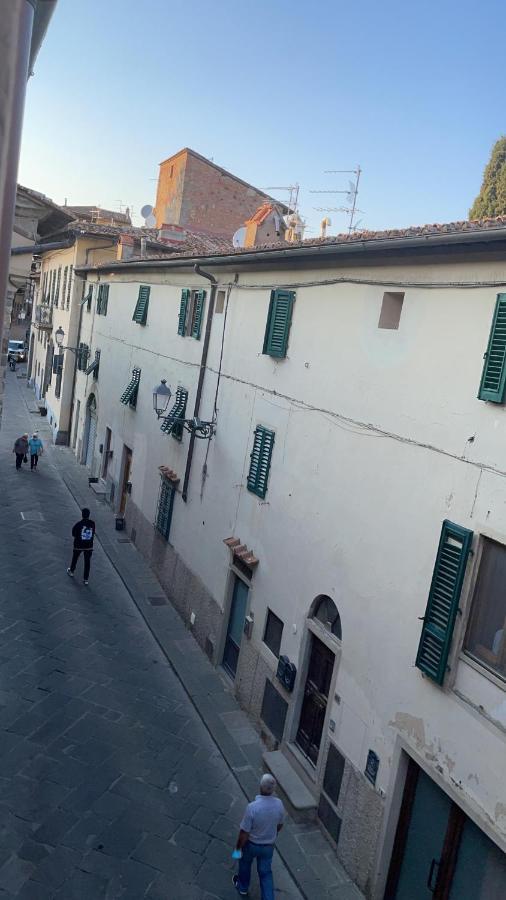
[58,221,231,257]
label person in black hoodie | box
[67,508,96,585]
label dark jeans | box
[70,548,93,580]
[237,842,274,900]
[30,454,38,469]
[15,453,24,469]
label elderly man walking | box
[13,433,29,470]
[233,774,285,899]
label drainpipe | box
[182,264,217,501]
[66,240,116,446]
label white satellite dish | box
[140,204,153,219]
[145,213,156,227]
[232,226,246,248]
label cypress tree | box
[470,137,506,219]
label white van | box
[7,340,26,362]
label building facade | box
[63,221,506,898]
[154,147,286,238]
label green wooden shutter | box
[97,284,109,315]
[156,477,175,540]
[120,367,141,407]
[416,520,473,685]
[67,265,73,308]
[478,294,506,402]
[160,387,188,440]
[191,289,206,339]
[178,289,190,335]
[263,290,295,358]
[133,285,150,324]
[247,426,275,498]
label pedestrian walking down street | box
[233,774,285,900]
[13,433,29,470]
[67,507,96,585]
[28,432,43,470]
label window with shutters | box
[177,288,206,338]
[478,294,506,403]
[97,284,109,316]
[132,285,150,324]
[62,267,68,308]
[120,367,141,408]
[54,267,61,307]
[415,520,473,685]
[160,387,188,441]
[85,350,100,380]
[84,284,93,312]
[465,537,506,683]
[263,289,295,358]
[155,476,175,541]
[77,343,89,372]
[247,425,275,498]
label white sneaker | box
[83,580,89,586]
[66,568,74,577]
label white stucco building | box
[49,219,506,898]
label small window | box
[133,285,150,324]
[378,291,404,330]
[465,537,506,681]
[263,289,295,358]
[215,289,226,314]
[313,596,342,639]
[263,610,284,657]
[155,476,175,541]
[247,425,275,499]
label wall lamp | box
[54,326,89,360]
[152,379,216,440]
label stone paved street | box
[0,370,307,899]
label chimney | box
[158,223,187,244]
[320,217,331,239]
[117,234,135,261]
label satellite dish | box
[232,226,246,248]
[140,204,153,219]
[145,213,156,227]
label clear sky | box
[18,0,506,237]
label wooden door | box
[222,576,249,678]
[119,447,132,515]
[296,634,334,765]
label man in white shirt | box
[233,773,285,899]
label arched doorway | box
[295,595,342,767]
[83,393,97,471]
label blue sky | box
[19,0,506,236]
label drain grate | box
[117,538,131,543]
[20,511,44,522]
[148,596,167,606]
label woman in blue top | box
[28,433,43,470]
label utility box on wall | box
[276,655,296,692]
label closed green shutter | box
[191,289,206,339]
[97,284,109,315]
[178,289,190,335]
[155,477,175,540]
[67,265,73,309]
[416,520,473,685]
[54,267,61,307]
[478,294,506,402]
[133,285,150,324]
[120,367,141,408]
[263,289,295,358]
[160,387,188,441]
[247,426,275,498]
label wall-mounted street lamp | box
[54,326,89,359]
[152,379,216,440]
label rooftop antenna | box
[265,183,300,215]
[310,166,362,234]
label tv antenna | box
[265,183,300,215]
[310,166,362,234]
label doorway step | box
[263,749,318,822]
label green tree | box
[470,137,506,219]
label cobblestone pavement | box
[0,371,308,899]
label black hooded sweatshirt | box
[72,517,96,550]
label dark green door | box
[296,635,334,765]
[222,576,248,678]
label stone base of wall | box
[124,497,224,662]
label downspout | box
[66,240,116,447]
[182,265,217,501]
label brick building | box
[154,148,286,238]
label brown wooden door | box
[296,635,334,765]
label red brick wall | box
[154,151,271,238]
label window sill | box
[458,651,506,691]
